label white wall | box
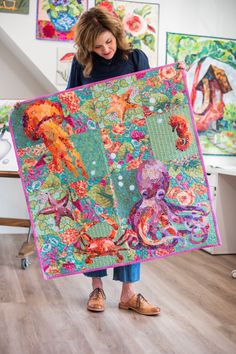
[0,0,236,233]
[0,27,57,99]
[157,0,236,65]
[0,1,94,92]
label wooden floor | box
[0,234,236,354]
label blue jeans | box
[84,263,140,282]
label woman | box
[67,6,160,316]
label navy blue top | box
[67,48,150,89]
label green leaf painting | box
[166,33,236,155]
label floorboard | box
[0,234,235,354]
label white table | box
[204,166,236,255]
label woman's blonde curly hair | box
[74,7,132,77]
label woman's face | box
[93,30,117,60]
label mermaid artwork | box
[126,159,210,251]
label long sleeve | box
[132,49,150,71]
[66,57,83,89]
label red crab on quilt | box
[74,213,137,264]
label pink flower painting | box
[95,0,159,67]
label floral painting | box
[0,0,29,14]
[95,0,159,67]
[10,64,220,279]
[0,100,19,172]
[166,32,236,156]
[36,0,88,41]
[56,48,75,86]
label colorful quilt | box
[10,64,221,279]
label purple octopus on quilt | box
[126,159,210,250]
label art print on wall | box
[10,64,220,279]
[0,100,19,172]
[166,32,236,156]
[56,48,75,87]
[0,0,29,14]
[95,0,159,67]
[36,0,88,41]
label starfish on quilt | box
[38,192,74,228]
[106,89,139,122]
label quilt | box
[10,63,221,279]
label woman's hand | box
[14,101,21,109]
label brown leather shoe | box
[87,288,106,312]
[119,293,160,316]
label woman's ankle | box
[120,282,136,302]
[92,277,103,290]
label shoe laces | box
[136,293,148,308]
[89,288,106,300]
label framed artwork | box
[36,0,88,41]
[95,0,159,67]
[0,0,29,14]
[166,32,236,156]
[0,100,19,172]
[10,64,220,279]
[56,48,75,86]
